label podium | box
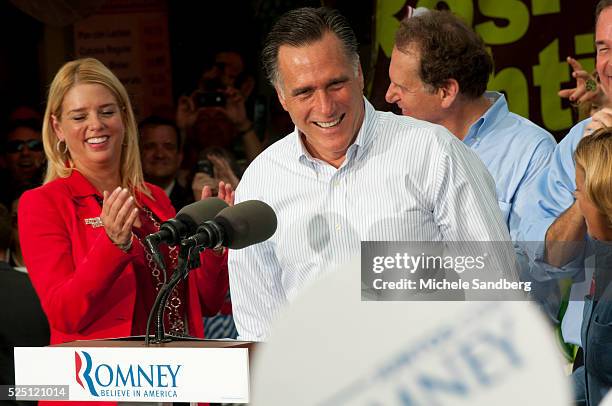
[14,338,253,403]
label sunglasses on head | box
[5,139,44,153]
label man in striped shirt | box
[229,7,513,341]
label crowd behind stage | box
[2,2,612,406]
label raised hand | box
[216,181,235,206]
[101,187,138,248]
[192,172,219,201]
[223,87,249,130]
[208,154,240,188]
[583,107,612,136]
[558,57,604,105]
[200,180,235,207]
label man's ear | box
[357,63,364,90]
[438,79,460,109]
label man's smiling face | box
[275,32,365,167]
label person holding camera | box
[187,146,240,339]
[191,147,240,202]
[176,51,263,171]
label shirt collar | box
[292,97,376,165]
[465,91,508,143]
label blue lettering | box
[157,365,169,387]
[481,331,522,366]
[419,370,468,402]
[95,364,113,387]
[137,365,154,387]
[376,327,453,380]
[166,365,181,387]
[461,328,522,386]
[116,365,135,386]
[82,360,183,393]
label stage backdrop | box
[74,0,173,121]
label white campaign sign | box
[252,258,572,405]
[602,390,612,406]
[14,346,249,403]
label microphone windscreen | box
[215,200,277,249]
[176,198,229,225]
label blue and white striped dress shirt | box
[229,98,511,341]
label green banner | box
[369,0,598,139]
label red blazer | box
[18,170,229,345]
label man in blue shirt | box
[519,0,612,354]
[385,10,556,240]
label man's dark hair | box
[0,203,12,251]
[596,0,612,23]
[138,115,181,150]
[261,7,359,87]
[395,10,492,99]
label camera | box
[193,91,226,108]
[195,158,214,177]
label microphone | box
[183,200,277,249]
[144,198,229,269]
[146,198,229,246]
[146,200,276,344]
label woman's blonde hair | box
[575,127,612,224]
[42,57,149,196]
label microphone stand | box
[144,234,169,272]
[145,238,202,346]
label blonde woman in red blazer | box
[18,58,231,348]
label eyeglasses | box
[5,139,44,153]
